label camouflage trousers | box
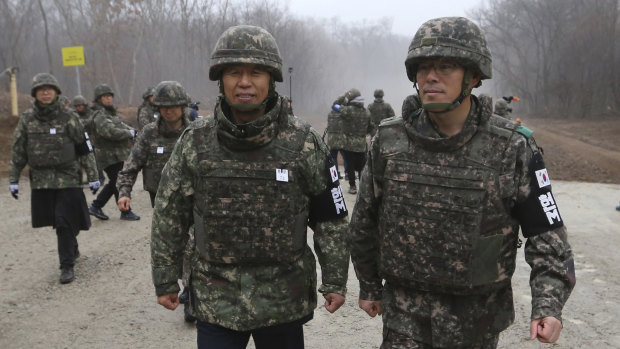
[380,281,512,349]
[381,328,499,349]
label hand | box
[157,293,180,310]
[530,316,563,343]
[359,299,382,317]
[9,181,18,199]
[117,197,131,211]
[323,293,345,313]
[89,180,101,194]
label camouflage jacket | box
[91,103,134,169]
[10,100,98,189]
[350,95,575,341]
[151,95,350,331]
[401,94,421,118]
[327,101,371,152]
[137,101,158,130]
[367,98,395,136]
[75,106,96,139]
[117,111,190,197]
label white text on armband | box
[331,186,347,214]
[538,192,562,225]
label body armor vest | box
[376,116,520,295]
[24,111,76,169]
[368,101,392,127]
[192,115,311,264]
[142,128,180,193]
[340,105,370,138]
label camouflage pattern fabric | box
[401,94,422,118]
[209,25,283,82]
[405,17,492,82]
[494,99,509,118]
[368,97,395,136]
[10,99,98,189]
[75,105,96,138]
[151,95,349,331]
[350,95,574,347]
[117,110,190,198]
[90,103,133,170]
[137,101,158,130]
[328,102,372,152]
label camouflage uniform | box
[137,87,158,130]
[10,73,98,282]
[368,89,395,136]
[350,17,575,349]
[151,25,350,338]
[401,94,421,118]
[494,99,510,119]
[88,84,138,220]
[330,89,372,192]
[71,95,96,138]
[117,83,191,206]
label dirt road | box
[1,176,619,348]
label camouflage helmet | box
[345,88,361,101]
[71,95,88,107]
[30,73,61,97]
[58,95,70,105]
[152,81,190,107]
[374,89,384,98]
[494,99,508,115]
[209,25,283,82]
[142,87,156,100]
[93,83,114,101]
[405,17,492,82]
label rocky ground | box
[0,110,619,348]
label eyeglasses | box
[416,59,462,77]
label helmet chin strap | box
[416,70,474,113]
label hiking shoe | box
[89,205,109,220]
[60,267,75,284]
[348,186,357,194]
[120,210,140,221]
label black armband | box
[75,140,93,156]
[308,156,348,223]
[512,152,563,237]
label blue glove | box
[89,180,101,195]
[9,181,18,199]
[332,104,341,112]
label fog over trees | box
[1,0,618,123]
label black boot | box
[60,267,75,284]
[89,205,109,220]
[120,210,140,221]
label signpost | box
[61,46,85,95]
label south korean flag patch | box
[308,157,348,223]
[512,152,564,237]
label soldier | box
[401,93,421,118]
[137,86,157,130]
[325,95,348,180]
[151,25,350,349]
[58,95,71,109]
[331,88,372,194]
[9,73,100,283]
[494,98,510,118]
[117,80,194,321]
[87,84,140,221]
[350,17,576,348]
[368,89,395,136]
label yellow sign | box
[61,46,85,66]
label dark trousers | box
[148,191,156,208]
[196,320,304,349]
[329,149,348,177]
[92,162,124,209]
[56,226,78,269]
[342,150,366,187]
